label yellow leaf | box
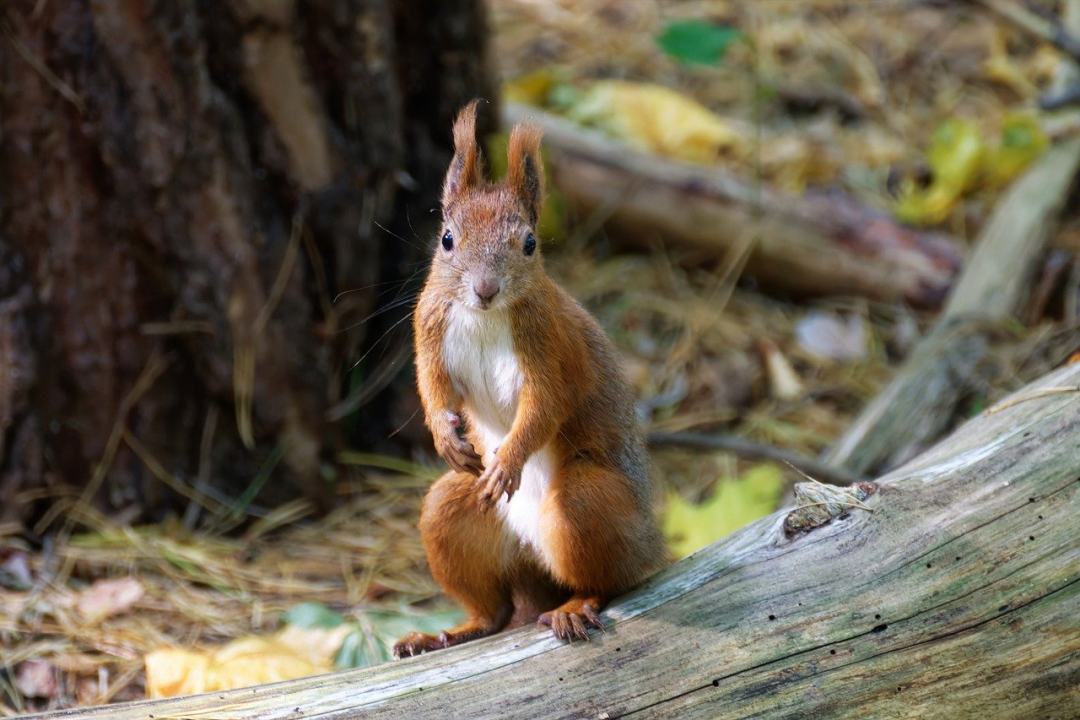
[894,114,1047,225]
[894,118,984,225]
[144,649,210,699]
[925,118,986,186]
[145,625,352,698]
[205,637,324,693]
[568,81,742,164]
[983,113,1048,189]
[663,464,785,558]
[504,70,558,106]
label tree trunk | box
[37,363,1080,719]
[0,0,494,524]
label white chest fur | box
[442,304,522,430]
[442,304,555,556]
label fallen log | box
[39,362,1080,719]
[503,103,963,307]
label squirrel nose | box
[473,277,500,303]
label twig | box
[646,431,864,486]
[183,405,220,529]
[2,17,86,113]
[122,428,229,515]
[986,385,1080,414]
[790,498,874,513]
[256,204,305,333]
[64,352,170,537]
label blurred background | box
[2,0,1079,711]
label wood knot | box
[783,480,878,537]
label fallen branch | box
[647,430,863,486]
[503,102,963,307]
[40,363,1080,718]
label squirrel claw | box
[393,631,447,659]
[438,434,482,476]
[538,605,602,642]
[581,603,602,628]
[477,456,521,508]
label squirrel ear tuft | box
[506,123,544,226]
[443,100,484,208]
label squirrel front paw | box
[478,452,523,506]
[434,416,482,476]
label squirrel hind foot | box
[393,631,447,659]
[394,620,503,659]
[538,597,604,642]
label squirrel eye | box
[523,232,537,256]
[441,229,454,251]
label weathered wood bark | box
[38,363,1080,719]
[0,0,494,523]
[504,103,964,307]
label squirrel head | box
[431,100,545,312]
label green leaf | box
[333,628,369,669]
[283,602,346,629]
[332,607,465,669]
[657,20,742,66]
[663,463,785,558]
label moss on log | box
[33,363,1080,718]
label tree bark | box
[0,0,494,523]
[37,363,1080,719]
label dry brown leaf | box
[795,312,867,362]
[77,577,145,622]
[0,549,32,589]
[759,340,803,401]
[15,659,59,699]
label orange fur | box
[395,101,666,659]
[443,99,483,209]
[506,123,544,224]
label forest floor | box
[3,0,1079,713]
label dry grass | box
[1,475,440,712]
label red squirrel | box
[394,101,665,657]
